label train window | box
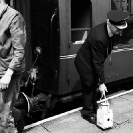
[111,0,133,12]
[71,0,92,43]
[111,0,133,49]
[113,18,133,50]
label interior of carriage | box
[71,0,92,44]
[111,0,133,49]
[71,0,133,49]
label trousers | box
[81,80,98,116]
[0,73,23,127]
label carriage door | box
[58,0,92,95]
[68,0,92,93]
[68,0,111,93]
[58,0,111,95]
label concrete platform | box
[22,91,133,133]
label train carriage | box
[9,0,133,118]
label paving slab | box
[40,111,102,133]
[119,91,133,102]
[106,118,133,133]
[108,96,133,124]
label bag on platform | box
[97,94,113,129]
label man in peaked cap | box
[74,10,128,125]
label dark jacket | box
[74,22,113,86]
[0,5,26,76]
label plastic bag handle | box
[100,93,109,105]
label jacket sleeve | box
[8,13,26,71]
[91,40,106,84]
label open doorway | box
[71,0,92,43]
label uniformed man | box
[74,10,129,124]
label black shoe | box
[83,115,96,124]
[16,109,26,132]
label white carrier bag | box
[97,94,113,129]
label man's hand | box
[0,74,11,90]
[0,68,14,91]
[99,83,108,97]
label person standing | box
[0,0,26,132]
[74,10,129,124]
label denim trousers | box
[0,73,23,128]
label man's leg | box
[0,73,23,132]
[81,80,97,124]
[81,80,97,116]
[12,107,26,132]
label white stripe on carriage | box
[59,48,133,59]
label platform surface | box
[22,91,133,133]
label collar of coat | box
[107,23,113,37]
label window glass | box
[111,0,133,49]
[71,0,92,43]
